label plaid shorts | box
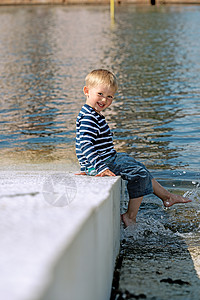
[106,152,153,199]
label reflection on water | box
[0,5,199,171]
[0,5,113,164]
[0,6,199,177]
[105,6,200,173]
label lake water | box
[0,4,199,256]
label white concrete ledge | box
[0,170,121,300]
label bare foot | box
[163,193,192,208]
[121,213,136,228]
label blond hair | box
[85,69,118,92]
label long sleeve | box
[78,115,108,174]
[76,104,116,175]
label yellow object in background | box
[110,0,115,20]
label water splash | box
[121,217,177,246]
[183,181,200,202]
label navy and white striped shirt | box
[76,104,116,174]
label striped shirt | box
[76,104,116,174]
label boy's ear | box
[83,86,89,96]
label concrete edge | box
[36,176,121,300]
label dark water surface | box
[0,5,199,233]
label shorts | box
[106,152,153,199]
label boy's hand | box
[95,169,116,177]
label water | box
[0,5,199,170]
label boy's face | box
[84,84,115,113]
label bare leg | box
[121,196,143,227]
[121,178,192,227]
[152,178,192,207]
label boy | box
[76,69,191,227]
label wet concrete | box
[111,192,200,300]
[112,231,200,299]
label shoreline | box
[1,1,200,5]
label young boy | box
[76,69,191,227]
